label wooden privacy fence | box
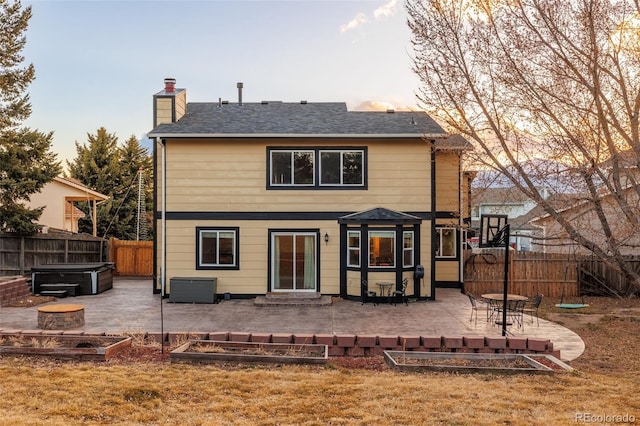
[464,249,579,299]
[579,256,640,297]
[109,238,153,276]
[0,233,106,276]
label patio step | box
[254,292,332,306]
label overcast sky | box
[22,0,421,163]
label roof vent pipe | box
[237,82,243,105]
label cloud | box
[340,1,397,33]
[340,12,368,33]
[374,0,398,20]
[354,101,416,112]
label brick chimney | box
[164,78,176,93]
[153,77,186,127]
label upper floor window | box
[268,147,367,189]
[319,150,364,186]
[270,150,314,186]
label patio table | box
[481,293,528,325]
[376,282,395,303]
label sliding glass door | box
[271,232,317,291]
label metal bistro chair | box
[361,280,377,305]
[524,294,543,326]
[508,299,526,329]
[467,293,480,325]
[392,278,409,306]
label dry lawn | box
[0,295,639,425]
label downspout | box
[459,154,464,288]
[160,138,167,297]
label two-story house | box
[148,79,472,301]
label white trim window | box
[403,231,414,267]
[435,227,456,258]
[319,150,364,186]
[347,230,361,267]
[270,150,315,186]
[369,230,395,267]
[197,228,238,268]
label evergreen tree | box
[66,131,153,240]
[0,0,60,234]
[109,135,153,240]
[66,127,121,237]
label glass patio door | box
[271,232,317,291]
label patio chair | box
[524,294,543,326]
[361,280,377,305]
[467,293,480,325]
[508,300,526,329]
[392,278,409,306]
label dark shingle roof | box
[149,102,447,137]
[338,207,422,224]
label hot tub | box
[31,262,115,296]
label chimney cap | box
[237,82,244,88]
[164,78,176,93]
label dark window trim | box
[195,226,240,270]
[266,146,368,190]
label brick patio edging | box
[2,330,560,359]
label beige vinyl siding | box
[174,90,186,121]
[162,138,432,213]
[435,261,459,281]
[435,151,460,213]
[155,98,174,125]
[164,220,341,295]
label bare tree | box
[407,0,640,294]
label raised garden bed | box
[384,351,573,374]
[170,340,328,365]
[0,335,132,361]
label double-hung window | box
[403,231,414,267]
[347,231,361,267]
[197,227,239,269]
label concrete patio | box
[0,277,585,361]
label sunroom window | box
[403,231,414,267]
[347,230,360,267]
[369,230,395,267]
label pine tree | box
[66,127,121,237]
[116,135,153,240]
[0,0,60,234]
[66,131,153,240]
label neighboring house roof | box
[148,102,449,140]
[54,177,109,201]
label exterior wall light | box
[324,232,329,245]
